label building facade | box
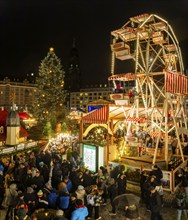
[0,77,36,111]
[69,84,111,111]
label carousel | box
[79,14,188,184]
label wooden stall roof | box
[82,104,148,124]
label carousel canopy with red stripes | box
[82,105,109,124]
[166,72,188,96]
[108,73,137,81]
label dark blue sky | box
[0,0,187,85]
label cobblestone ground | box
[0,184,182,220]
[0,200,180,220]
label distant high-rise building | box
[65,39,81,92]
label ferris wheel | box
[109,14,188,164]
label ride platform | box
[121,153,167,169]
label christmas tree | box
[32,48,67,133]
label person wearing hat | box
[71,199,88,220]
[39,161,50,183]
[37,189,48,209]
[149,186,163,220]
[75,185,86,204]
[24,187,37,216]
[54,209,68,220]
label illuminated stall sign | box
[83,144,97,172]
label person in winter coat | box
[82,169,95,188]
[75,185,86,204]
[96,175,107,204]
[65,193,77,219]
[17,163,28,191]
[140,170,149,202]
[25,169,33,187]
[71,199,88,220]
[15,204,31,220]
[149,165,163,184]
[149,186,163,220]
[176,186,188,220]
[64,176,73,193]
[14,194,29,220]
[42,151,52,169]
[48,189,58,209]
[38,161,50,183]
[143,175,157,210]
[31,170,45,192]
[116,173,127,195]
[52,167,63,190]
[179,167,188,197]
[5,183,18,220]
[24,187,37,216]
[107,178,118,215]
[87,186,103,220]
[57,183,70,211]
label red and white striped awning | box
[108,73,137,81]
[82,105,109,124]
[166,72,188,96]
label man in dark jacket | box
[107,178,118,215]
[149,186,163,220]
[65,193,77,219]
[31,170,45,192]
[150,165,163,184]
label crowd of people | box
[1,138,188,220]
[0,146,131,220]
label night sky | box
[0,0,188,85]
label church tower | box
[65,39,81,92]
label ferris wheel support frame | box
[110,13,187,167]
